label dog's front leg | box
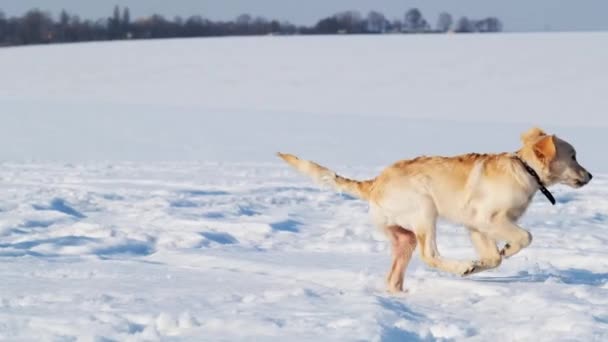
[461,229,502,276]
[415,221,480,276]
[485,219,532,258]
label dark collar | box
[515,155,556,205]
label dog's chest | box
[464,182,534,221]
[506,194,534,220]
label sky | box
[1,0,607,32]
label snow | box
[0,33,607,340]
[1,33,608,168]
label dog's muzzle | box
[574,171,593,187]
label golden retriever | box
[278,127,592,293]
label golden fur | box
[278,127,592,293]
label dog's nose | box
[588,172,593,181]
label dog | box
[277,127,592,293]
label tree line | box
[0,6,503,47]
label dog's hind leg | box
[385,225,417,293]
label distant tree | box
[436,12,453,32]
[235,14,254,34]
[174,16,184,27]
[281,21,298,35]
[251,17,270,35]
[122,7,131,36]
[491,18,503,32]
[403,8,429,33]
[183,15,206,36]
[55,9,70,42]
[108,5,122,39]
[475,17,503,32]
[59,10,70,27]
[137,14,182,38]
[314,11,365,34]
[91,18,110,40]
[65,14,80,41]
[0,11,7,44]
[236,14,252,26]
[455,16,475,33]
[19,10,54,44]
[315,16,340,34]
[269,20,281,33]
[334,11,365,33]
[0,5,507,47]
[390,18,403,32]
[366,11,388,33]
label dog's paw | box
[461,261,482,277]
[386,286,408,296]
[499,243,512,257]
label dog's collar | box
[514,155,556,205]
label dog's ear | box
[521,127,547,145]
[533,135,557,165]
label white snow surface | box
[0,32,607,168]
[0,33,607,341]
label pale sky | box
[1,0,607,32]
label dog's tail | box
[277,153,375,200]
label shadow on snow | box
[377,297,429,342]
[474,268,608,286]
[32,198,86,219]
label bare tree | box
[436,12,453,32]
[475,17,503,32]
[107,5,122,39]
[390,18,403,32]
[335,11,364,33]
[0,11,6,44]
[403,8,429,33]
[367,11,387,33]
[252,17,270,35]
[122,7,131,37]
[455,16,475,33]
[314,16,340,34]
[19,10,54,44]
[236,14,252,26]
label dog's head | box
[520,127,592,188]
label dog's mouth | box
[573,179,588,188]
